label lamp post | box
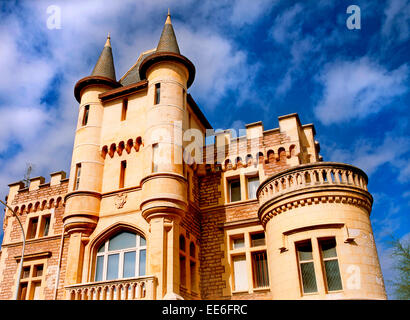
[0,199,25,300]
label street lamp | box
[0,199,25,300]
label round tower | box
[63,35,120,285]
[257,162,387,299]
[137,12,195,299]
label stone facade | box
[0,13,386,300]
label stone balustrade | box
[257,162,371,226]
[65,275,157,300]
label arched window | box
[94,231,146,282]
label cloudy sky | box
[0,0,409,298]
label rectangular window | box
[247,176,260,199]
[190,261,197,292]
[296,241,318,294]
[152,144,159,172]
[82,105,90,126]
[74,163,81,190]
[27,217,38,239]
[250,232,266,247]
[38,215,51,237]
[121,99,128,121]
[180,255,186,287]
[252,251,269,288]
[18,263,44,300]
[119,160,127,188]
[319,238,343,292]
[229,179,241,202]
[154,83,160,105]
[233,255,248,291]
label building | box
[0,12,387,300]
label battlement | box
[6,171,68,213]
[201,113,320,168]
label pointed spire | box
[91,33,116,80]
[156,10,180,54]
[105,33,111,47]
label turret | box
[63,35,119,285]
[138,12,195,299]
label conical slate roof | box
[91,34,116,80]
[156,11,180,54]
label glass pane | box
[230,180,241,202]
[325,260,343,291]
[19,283,28,300]
[43,217,50,237]
[297,242,313,261]
[108,232,136,251]
[300,262,318,293]
[32,282,41,300]
[97,243,105,253]
[139,249,146,276]
[95,256,104,281]
[123,251,136,278]
[22,267,30,279]
[251,233,265,247]
[140,236,146,246]
[233,237,245,249]
[107,254,119,280]
[179,235,186,251]
[247,177,260,199]
[252,251,269,288]
[34,265,43,277]
[320,238,337,259]
[233,255,248,291]
[190,242,195,257]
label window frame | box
[229,178,241,203]
[74,163,81,191]
[296,240,318,295]
[318,237,343,293]
[154,83,161,105]
[246,175,260,200]
[119,160,127,189]
[18,261,46,300]
[94,231,147,282]
[82,105,90,126]
[227,228,270,294]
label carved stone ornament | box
[114,193,127,209]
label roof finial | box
[165,9,172,24]
[105,32,111,47]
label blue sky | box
[0,0,409,299]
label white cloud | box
[270,3,304,44]
[382,0,410,43]
[314,57,409,125]
[0,0,264,206]
[325,132,410,183]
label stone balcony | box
[65,275,157,300]
[257,162,372,226]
